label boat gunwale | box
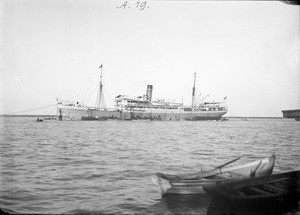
[211,170,300,200]
[157,154,275,183]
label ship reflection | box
[148,194,299,215]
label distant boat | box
[36,117,43,122]
[206,170,300,209]
[152,154,275,195]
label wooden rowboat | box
[152,154,275,195]
[205,170,300,210]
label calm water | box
[0,117,299,214]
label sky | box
[0,0,299,117]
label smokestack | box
[146,85,153,103]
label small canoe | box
[206,170,300,209]
[152,154,275,195]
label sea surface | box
[0,117,299,214]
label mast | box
[191,72,196,108]
[96,64,103,109]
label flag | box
[223,96,227,100]
[99,64,103,69]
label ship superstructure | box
[114,74,227,121]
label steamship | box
[57,67,227,121]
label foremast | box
[96,64,105,109]
[191,72,196,108]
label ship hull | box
[57,106,120,120]
[120,110,226,121]
[57,106,227,121]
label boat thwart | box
[205,170,300,209]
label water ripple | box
[0,117,299,214]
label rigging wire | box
[173,74,200,105]
[63,80,91,102]
[3,68,101,116]
[47,105,57,115]
[103,87,115,108]
[95,86,106,108]
[95,87,100,108]
[67,88,90,101]
[63,68,99,102]
[83,75,98,102]
[198,94,209,104]
[173,78,193,103]
[194,93,202,106]
[85,87,98,103]
[101,94,106,109]
[4,104,57,115]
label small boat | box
[152,154,275,195]
[36,117,44,122]
[206,170,300,209]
